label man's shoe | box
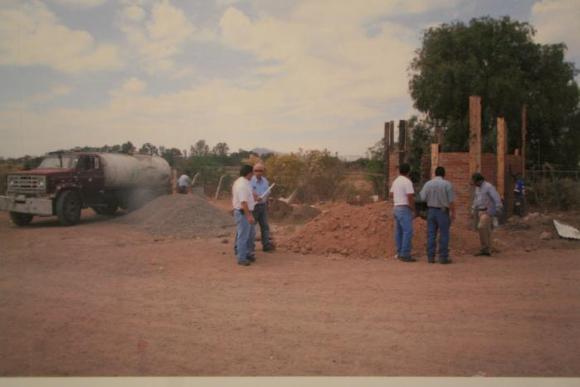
[474,251,491,257]
[247,255,256,262]
[238,260,251,266]
[263,245,275,252]
[439,259,453,264]
[398,256,416,262]
[428,257,436,263]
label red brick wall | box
[387,149,522,216]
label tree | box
[161,148,182,166]
[409,16,579,168]
[139,142,159,156]
[190,140,210,157]
[120,141,135,154]
[211,142,230,157]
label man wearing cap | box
[471,173,503,256]
[232,165,256,266]
[389,163,416,262]
[251,162,275,252]
[419,166,455,264]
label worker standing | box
[232,165,256,266]
[419,166,455,264]
[389,163,416,262]
[251,162,275,252]
[471,173,503,256]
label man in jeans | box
[471,173,503,256]
[251,162,275,252]
[232,165,256,266]
[419,167,455,264]
[389,163,416,262]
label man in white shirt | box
[177,173,191,194]
[389,163,416,262]
[232,165,256,266]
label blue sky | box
[1,0,579,158]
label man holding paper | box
[251,162,275,252]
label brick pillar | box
[398,120,407,165]
[430,143,440,178]
[521,104,527,178]
[383,122,390,200]
[497,117,507,199]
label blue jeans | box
[252,203,272,249]
[427,208,450,261]
[393,206,413,258]
[234,210,256,262]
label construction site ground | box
[1,199,579,377]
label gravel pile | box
[115,193,235,239]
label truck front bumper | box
[0,195,53,216]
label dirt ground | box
[1,201,580,376]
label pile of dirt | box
[278,201,480,259]
[115,193,235,239]
[269,199,322,223]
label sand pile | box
[116,193,234,238]
[279,201,480,259]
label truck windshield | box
[39,155,79,169]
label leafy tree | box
[161,148,182,166]
[139,142,159,156]
[190,140,210,157]
[211,142,230,157]
[409,16,579,168]
[120,141,135,154]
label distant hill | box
[251,147,277,156]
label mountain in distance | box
[250,147,277,156]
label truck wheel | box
[9,212,34,226]
[57,191,82,226]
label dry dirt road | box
[1,210,579,376]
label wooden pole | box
[431,143,440,178]
[214,175,226,200]
[398,120,407,165]
[521,104,527,178]
[497,117,507,199]
[389,121,395,150]
[383,122,390,200]
[469,96,482,176]
[171,168,177,194]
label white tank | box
[98,153,171,189]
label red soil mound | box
[279,201,480,259]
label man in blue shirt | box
[419,166,455,264]
[251,163,275,252]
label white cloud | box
[531,0,580,61]
[50,0,108,8]
[119,0,195,74]
[0,0,123,73]
[6,84,73,110]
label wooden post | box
[431,143,440,178]
[398,120,407,165]
[435,126,443,145]
[389,121,395,150]
[171,168,177,194]
[469,96,482,175]
[521,104,527,178]
[384,122,390,200]
[214,175,226,200]
[497,117,507,199]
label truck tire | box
[9,212,34,226]
[56,190,82,226]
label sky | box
[1,0,579,159]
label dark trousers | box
[427,208,450,261]
[252,203,272,249]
